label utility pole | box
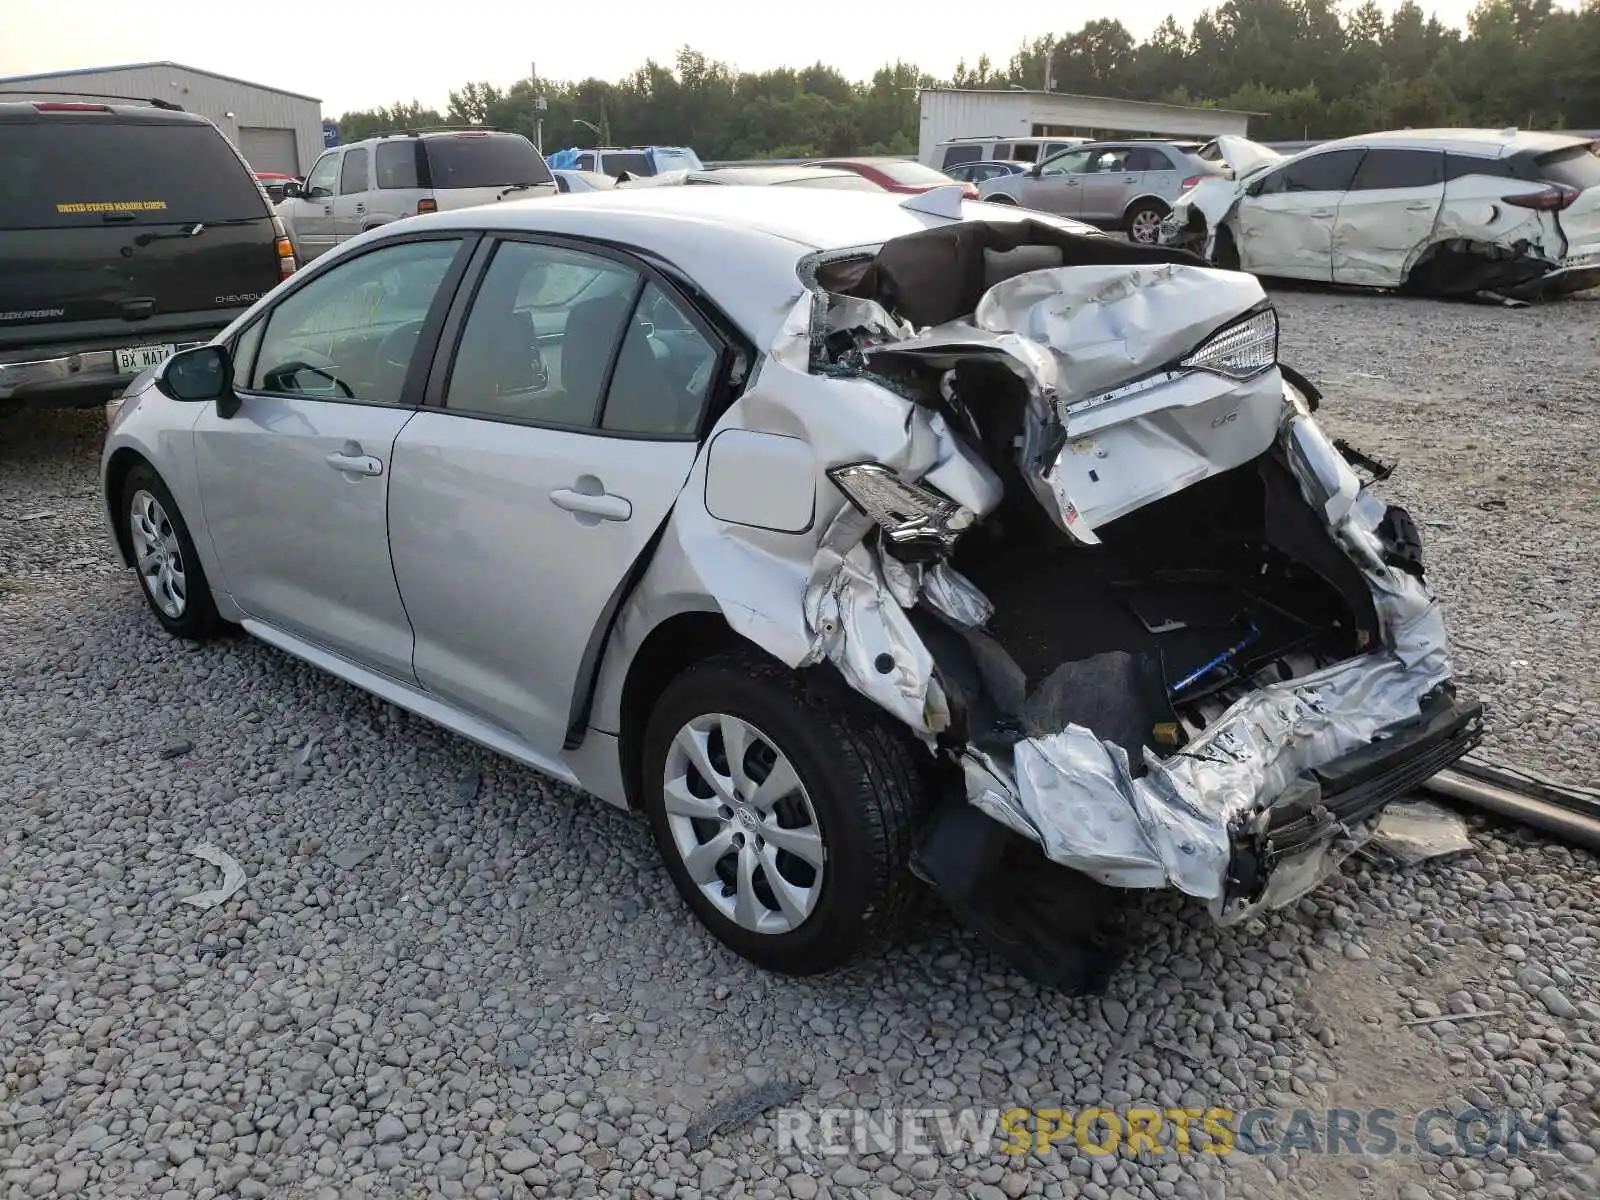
[1044,36,1056,92]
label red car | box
[806,157,980,200]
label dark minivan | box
[0,99,296,412]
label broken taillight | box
[1504,185,1578,211]
[827,463,975,556]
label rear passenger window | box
[250,239,460,404]
[339,149,369,195]
[941,145,983,168]
[1349,148,1443,190]
[1124,148,1170,172]
[375,142,420,189]
[1444,154,1518,182]
[602,284,718,437]
[445,241,639,427]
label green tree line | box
[333,0,1600,157]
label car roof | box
[1305,128,1593,158]
[0,99,210,125]
[384,187,1093,345]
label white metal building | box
[0,61,322,176]
[919,89,1257,164]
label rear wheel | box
[985,194,1018,205]
[1125,199,1168,245]
[122,462,219,641]
[640,651,929,975]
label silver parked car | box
[981,140,1226,243]
[101,187,1480,987]
[276,129,556,262]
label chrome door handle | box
[1405,202,1432,211]
[1308,208,1335,218]
[355,203,366,213]
[323,205,333,215]
[326,452,382,476]
[550,487,631,521]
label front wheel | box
[640,651,929,975]
[122,462,219,640]
[1125,199,1168,245]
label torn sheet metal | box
[964,407,1455,910]
[179,844,246,909]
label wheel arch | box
[614,610,779,810]
[104,446,153,568]
[1121,193,1173,221]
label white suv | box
[277,129,555,262]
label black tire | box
[1213,225,1242,271]
[985,194,1018,205]
[640,650,931,975]
[122,462,220,641]
[1124,199,1168,245]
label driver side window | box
[304,153,340,200]
[250,238,461,405]
[1040,150,1091,178]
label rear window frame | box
[1533,142,1600,192]
[421,133,553,191]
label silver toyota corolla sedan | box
[102,186,1481,990]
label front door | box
[332,146,371,245]
[388,237,721,755]
[1331,148,1444,288]
[286,151,341,260]
[192,235,469,678]
[1016,149,1092,216]
[1233,148,1366,281]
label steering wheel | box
[376,320,427,373]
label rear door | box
[424,132,556,205]
[0,111,279,357]
[1233,148,1365,281]
[1077,148,1143,223]
[388,236,720,755]
[1332,148,1445,287]
[332,146,371,243]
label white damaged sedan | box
[1165,129,1600,299]
[101,185,1482,989]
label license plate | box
[115,343,177,374]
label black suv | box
[0,99,296,412]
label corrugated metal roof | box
[0,60,319,103]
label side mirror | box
[282,180,303,199]
[1029,163,1043,178]
[157,345,232,403]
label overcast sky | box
[4,0,1484,115]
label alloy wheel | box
[129,489,187,619]
[660,713,826,935]
[1130,208,1163,245]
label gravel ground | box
[2,288,1597,1200]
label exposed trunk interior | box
[914,449,1381,770]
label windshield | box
[0,120,267,229]
[875,160,960,187]
[423,134,552,189]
